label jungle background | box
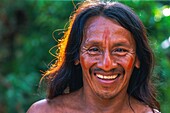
[0,0,170,113]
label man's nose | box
[98,50,117,71]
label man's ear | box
[135,56,140,68]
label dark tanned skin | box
[27,89,152,113]
[27,16,154,113]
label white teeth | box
[96,74,118,80]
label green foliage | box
[0,0,170,113]
[0,1,75,113]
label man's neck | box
[80,87,131,113]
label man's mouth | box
[95,73,120,80]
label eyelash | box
[88,47,101,55]
[113,48,128,52]
[88,47,100,52]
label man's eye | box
[89,47,99,52]
[112,48,128,56]
[88,47,101,55]
[115,48,127,52]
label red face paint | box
[102,28,111,69]
[127,56,134,70]
[103,28,110,48]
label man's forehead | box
[81,16,136,48]
[84,16,129,36]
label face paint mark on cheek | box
[80,55,95,76]
[80,53,89,71]
[127,56,134,70]
[80,58,86,69]
[80,49,94,69]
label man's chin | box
[96,91,116,100]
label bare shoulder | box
[138,102,161,113]
[144,108,161,113]
[27,90,82,113]
[131,98,160,113]
[26,99,50,113]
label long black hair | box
[43,0,160,111]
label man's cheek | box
[80,55,91,70]
[127,57,135,70]
[117,56,135,71]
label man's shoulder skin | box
[26,99,49,113]
[27,97,67,113]
[26,90,82,113]
[26,90,158,113]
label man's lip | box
[92,68,123,75]
[94,72,121,76]
[94,73,120,80]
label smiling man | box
[27,1,160,113]
[80,16,140,101]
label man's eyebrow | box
[112,42,132,48]
[84,39,102,46]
